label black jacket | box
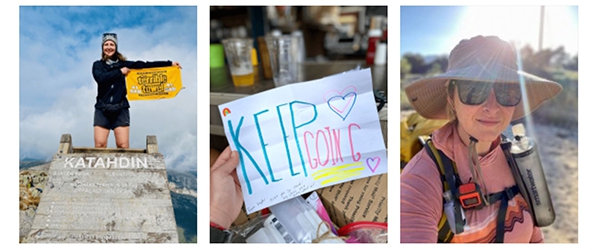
[92,59,172,110]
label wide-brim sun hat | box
[405,35,562,121]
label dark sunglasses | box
[451,80,522,107]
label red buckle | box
[458,183,482,209]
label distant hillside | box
[19,159,50,170]
[167,169,197,191]
[171,192,197,243]
[424,54,445,63]
[167,169,197,242]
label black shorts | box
[94,108,130,130]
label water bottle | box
[374,38,387,65]
[366,29,382,65]
[509,124,556,227]
[291,30,306,63]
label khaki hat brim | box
[405,65,562,121]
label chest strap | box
[494,185,519,243]
[424,140,520,243]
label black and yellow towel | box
[126,66,183,101]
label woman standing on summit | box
[92,33,181,148]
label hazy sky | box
[19,6,198,172]
[401,6,579,56]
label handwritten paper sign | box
[219,68,387,213]
[125,66,183,101]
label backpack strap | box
[424,140,464,243]
[494,185,519,243]
[425,139,520,243]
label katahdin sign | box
[24,134,179,243]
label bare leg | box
[114,126,130,149]
[94,126,110,148]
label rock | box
[20,208,36,242]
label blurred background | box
[400,6,578,243]
[210,6,387,61]
[210,6,389,152]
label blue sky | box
[401,6,579,57]
[19,6,198,172]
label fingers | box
[218,150,239,175]
[231,168,241,186]
[211,146,232,170]
[172,61,182,69]
[211,146,240,174]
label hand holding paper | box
[210,147,244,229]
[219,69,387,213]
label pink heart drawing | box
[324,86,358,121]
[329,93,354,113]
[327,93,357,120]
[323,86,357,103]
[366,157,381,173]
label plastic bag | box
[337,221,388,243]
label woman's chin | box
[470,131,501,143]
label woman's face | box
[103,40,116,57]
[453,85,516,142]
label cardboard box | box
[231,206,260,227]
[316,173,388,228]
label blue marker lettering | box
[254,109,281,182]
[277,103,299,176]
[228,117,268,195]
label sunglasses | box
[451,80,522,107]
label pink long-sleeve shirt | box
[400,122,543,243]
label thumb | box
[218,150,239,175]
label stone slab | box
[25,151,179,243]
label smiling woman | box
[92,32,181,149]
[401,35,562,243]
